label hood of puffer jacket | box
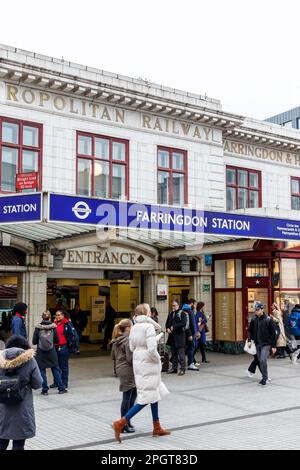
[133,315,161,330]
[35,322,56,330]
[0,348,34,370]
[110,334,129,346]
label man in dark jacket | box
[11,303,28,339]
[166,300,187,375]
[101,300,117,350]
[248,303,277,386]
[32,312,67,395]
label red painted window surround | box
[0,117,43,193]
[226,165,262,210]
[76,131,129,199]
[157,146,188,205]
[291,176,300,210]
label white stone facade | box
[2,44,300,338]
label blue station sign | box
[49,193,300,242]
[0,193,42,223]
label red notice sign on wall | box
[16,172,38,190]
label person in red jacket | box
[50,310,72,390]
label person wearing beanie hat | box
[11,303,28,339]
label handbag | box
[204,324,209,333]
[244,339,257,355]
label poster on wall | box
[91,296,105,322]
[157,284,168,300]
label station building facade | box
[1,45,300,350]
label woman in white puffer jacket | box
[112,303,170,443]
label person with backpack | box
[50,309,78,390]
[11,302,28,339]
[288,304,300,364]
[0,335,42,450]
[182,300,200,371]
[111,319,136,434]
[248,302,277,386]
[32,312,67,395]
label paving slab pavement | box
[21,351,300,450]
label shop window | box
[0,118,42,192]
[281,258,300,288]
[291,177,300,210]
[215,260,235,288]
[245,263,268,277]
[158,147,187,206]
[226,166,261,210]
[77,132,129,199]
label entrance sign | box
[49,193,300,242]
[0,193,42,223]
[16,172,38,191]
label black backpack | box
[0,370,27,405]
[38,328,54,351]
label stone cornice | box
[0,59,243,130]
[223,126,300,151]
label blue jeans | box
[57,346,69,388]
[40,367,65,392]
[121,388,137,420]
[256,345,270,381]
[124,402,159,422]
[186,338,195,366]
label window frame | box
[0,116,43,193]
[291,176,300,210]
[76,131,129,199]
[226,165,262,210]
[157,145,188,206]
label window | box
[226,166,261,210]
[0,118,42,192]
[157,147,187,205]
[282,120,293,128]
[291,177,300,210]
[77,132,129,199]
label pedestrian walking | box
[196,302,210,363]
[270,303,287,358]
[0,335,42,450]
[32,311,67,395]
[248,303,277,386]
[101,299,117,350]
[70,304,88,351]
[165,300,187,375]
[11,302,28,339]
[111,319,136,434]
[112,303,170,443]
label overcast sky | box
[1,0,300,119]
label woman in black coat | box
[0,335,42,450]
[32,312,67,395]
